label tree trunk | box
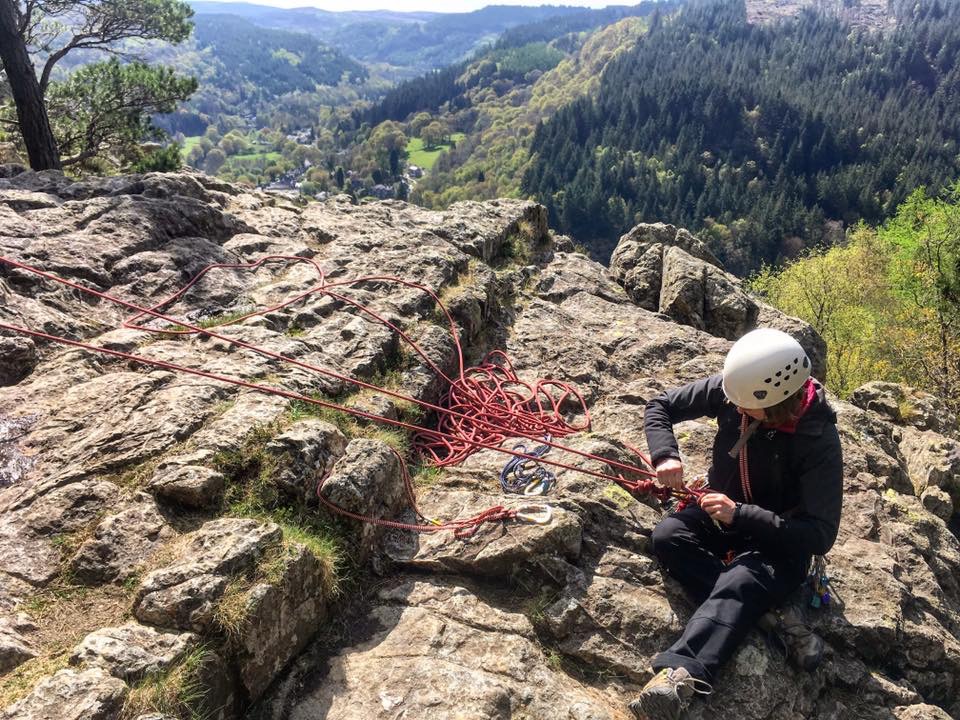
[0,0,61,170]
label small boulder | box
[898,426,960,502]
[319,438,402,552]
[231,544,330,702]
[70,623,199,682]
[0,613,36,674]
[69,493,173,584]
[920,486,954,521]
[0,668,127,720]
[148,463,225,509]
[266,419,348,503]
[133,518,281,632]
[850,382,959,437]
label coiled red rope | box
[0,254,703,535]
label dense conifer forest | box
[522,0,960,274]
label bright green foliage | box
[880,186,960,401]
[360,120,409,176]
[489,42,565,77]
[750,228,895,397]
[406,133,465,171]
[1,0,196,169]
[46,60,197,168]
[750,184,960,406]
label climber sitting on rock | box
[629,328,844,720]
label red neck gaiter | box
[768,379,816,433]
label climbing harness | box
[499,436,556,495]
[0,254,675,539]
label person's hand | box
[654,457,684,490]
[700,492,737,525]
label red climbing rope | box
[0,253,684,536]
[0,255,653,481]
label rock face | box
[2,169,959,720]
[608,222,828,380]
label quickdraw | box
[499,436,556,495]
[808,555,832,608]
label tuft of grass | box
[411,462,443,488]
[212,521,342,645]
[545,648,564,672]
[286,325,306,338]
[121,646,213,720]
[216,424,346,604]
[523,587,559,627]
[213,577,253,644]
[897,398,917,422]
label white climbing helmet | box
[722,328,811,409]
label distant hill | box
[193,14,367,94]
[187,1,594,70]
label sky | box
[199,0,616,13]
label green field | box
[407,133,465,172]
[181,135,202,156]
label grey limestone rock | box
[231,544,329,702]
[148,459,225,509]
[266,419,348,504]
[284,580,615,720]
[70,623,199,681]
[851,381,959,437]
[0,336,38,386]
[0,668,127,720]
[68,492,174,584]
[133,518,281,632]
[319,438,403,553]
[0,613,36,674]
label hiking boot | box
[758,605,824,671]
[628,667,713,720]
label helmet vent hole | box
[802,357,809,368]
[794,357,799,363]
[775,371,782,377]
[764,377,772,384]
[793,369,798,375]
[774,381,781,387]
[783,390,790,396]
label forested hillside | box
[349,3,669,207]
[413,18,651,207]
[522,0,960,273]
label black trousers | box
[650,504,809,683]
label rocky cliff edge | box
[0,168,958,720]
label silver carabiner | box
[515,504,553,525]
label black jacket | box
[643,374,844,557]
